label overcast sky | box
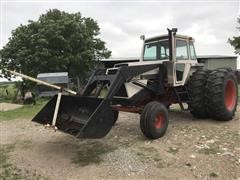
[0,0,239,58]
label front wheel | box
[140,101,169,139]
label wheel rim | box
[224,79,237,111]
[155,113,165,129]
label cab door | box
[174,38,191,86]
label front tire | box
[205,68,238,121]
[140,101,169,139]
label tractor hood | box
[114,60,169,68]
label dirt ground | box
[0,104,239,180]
[0,103,22,111]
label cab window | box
[189,42,197,60]
[143,40,169,61]
[159,41,169,59]
[176,40,189,60]
[144,44,157,60]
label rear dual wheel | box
[205,68,238,121]
[188,69,210,118]
[140,101,169,139]
[188,68,238,121]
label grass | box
[0,82,18,103]
[99,88,108,98]
[0,99,47,121]
[72,141,117,166]
[209,172,218,178]
[198,146,220,155]
[0,144,27,180]
[135,146,164,168]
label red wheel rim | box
[155,113,165,129]
[224,79,237,111]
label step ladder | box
[173,86,191,111]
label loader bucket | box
[32,95,116,138]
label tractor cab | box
[140,29,199,86]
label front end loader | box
[32,63,164,138]
[12,28,238,140]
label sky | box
[0,0,239,82]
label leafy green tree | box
[229,18,240,55]
[0,9,111,91]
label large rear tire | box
[205,68,238,121]
[188,69,209,118]
[140,101,168,139]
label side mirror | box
[189,37,195,42]
[172,28,178,35]
[140,35,145,40]
[172,28,178,33]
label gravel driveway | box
[0,105,239,179]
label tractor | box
[32,28,238,139]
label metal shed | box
[197,55,238,70]
[37,72,69,97]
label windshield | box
[143,40,169,61]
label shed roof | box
[101,57,139,62]
[197,55,237,59]
[101,55,238,62]
[37,72,68,78]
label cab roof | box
[145,34,194,43]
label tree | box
[0,9,111,91]
[229,18,240,55]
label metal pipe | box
[167,28,173,61]
[4,68,77,95]
[52,92,62,126]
